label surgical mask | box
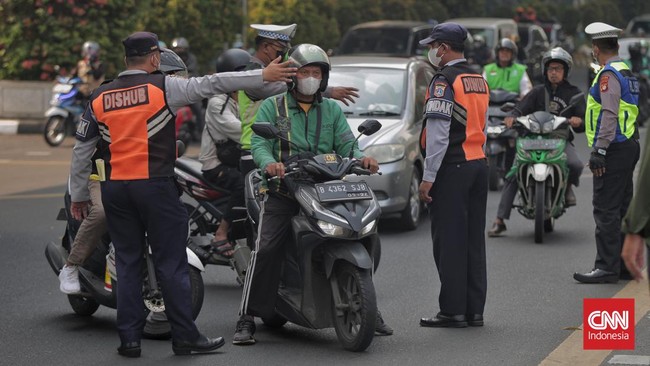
[297,77,321,95]
[428,46,443,67]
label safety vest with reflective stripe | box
[91,73,175,180]
[585,61,638,147]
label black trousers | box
[239,193,299,318]
[428,159,488,316]
[101,178,199,344]
[203,164,245,223]
[593,139,640,274]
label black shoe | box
[420,313,468,328]
[117,341,141,358]
[487,222,506,237]
[233,315,256,345]
[573,269,618,284]
[565,185,576,207]
[375,310,394,336]
[467,314,484,327]
[172,334,225,355]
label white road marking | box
[608,355,650,365]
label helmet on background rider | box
[82,41,100,60]
[541,47,573,77]
[215,48,251,73]
[494,38,518,58]
[287,43,331,93]
[473,34,485,47]
[171,37,190,52]
[159,48,188,77]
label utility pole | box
[242,0,248,49]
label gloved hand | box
[589,148,607,177]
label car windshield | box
[329,66,405,117]
[466,28,495,49]
[338,28,411,55]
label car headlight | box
[363,144,405,164]
[317,220,352,237]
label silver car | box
[328,56,434,230]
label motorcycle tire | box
[331,262,376,352]
[488,155,501,191]
[44,116,67,147]
[534,181,545,244]
[67,295,100,316]
[398,168,422,230]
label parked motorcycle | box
[246,119,382,352]
[509,110,572,244]
[44,189,206,338]
[174,156,251,285]
[486,89,519,191]
[43,76,86,147]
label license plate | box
[315,181,371,202]
[520,139,562,151]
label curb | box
[0,119,44,135]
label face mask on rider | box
[297,77,321,96]
[427,45,444,68]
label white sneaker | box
[59,264,81,294]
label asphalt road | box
[1,67,649,365]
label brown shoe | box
[487,222,506,237]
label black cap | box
[123,31,161,57]
[419,22,468,46]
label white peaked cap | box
[585,22,622,40]
[250,24,297,42]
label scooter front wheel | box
[534,180,545,244]
[44,116,67,147]
[331,262,376,352]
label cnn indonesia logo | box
[583,298,635,350]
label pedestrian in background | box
[574,22,641,284]
[69,31,295,358]
[417,22,489,328]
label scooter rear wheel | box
[67,295,100,316]
[331,262,376,352]
[44,116,67,147]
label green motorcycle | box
[508,110,571,244]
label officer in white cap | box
[573,22,641,284]
[237,24,360,175]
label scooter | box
[486,89,519,191]
[44,189,206,338]
[506,93,584,244]
[246,119,382,352]
[174,156,251,285]
[43,76,85,147]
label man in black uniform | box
[487,47,586,237]
[417,23,490,328]
[69,31,295,357]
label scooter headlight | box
[361,220,376,235]
[317,220,352,237]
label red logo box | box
[583,298,634,350]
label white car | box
[328,56,434,230]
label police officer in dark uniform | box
[573,23,641,284]
[417,23,490,328]
[69,31,295,357]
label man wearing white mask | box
[417,23,490,328]
[232,44,381,344]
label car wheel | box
[398,167,422,231]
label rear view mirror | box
[358,119,382,136]
[251,122,281,139]
[500,102,516,112]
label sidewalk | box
[0,118,43,135]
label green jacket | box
[483,62,528,93]
[251,92,364,172]
[622,132,650,238]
